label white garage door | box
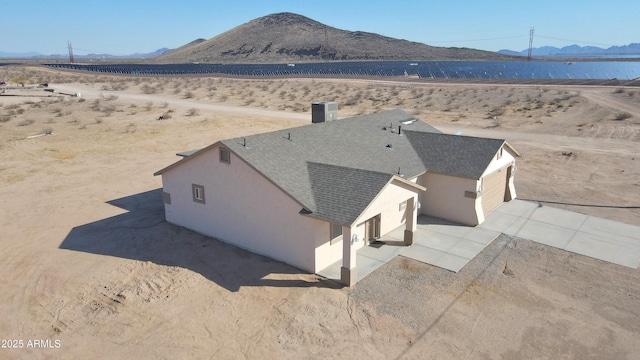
[482,167,508,214]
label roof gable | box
[303,163,395,225]
[403,130,506,179]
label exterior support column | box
[404,197,417,245]
[340,225,358,287]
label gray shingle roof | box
[159,109,508,226]
[305,163,395,224]
[404,130,506,179]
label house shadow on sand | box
[59,188,342,292]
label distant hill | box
[0,51,43,58]
[499,43,640,58]
[153,12,513,64]
[0,48,171,60]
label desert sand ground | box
[1,65,639,359]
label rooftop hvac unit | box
[311,101,338,123]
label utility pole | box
[527,27,534,61]
[68,41,74,63]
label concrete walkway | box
[317,216,503,283]
[318,200,640,284]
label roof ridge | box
[305,160,399,177]
[403,128,505,142]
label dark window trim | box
[219,148,231,164]
[162,191,172,205]
[192,184,205,204]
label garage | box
[481,167,508,215]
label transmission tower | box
[321,28,331,61]
[67,41,75,63]
[527,27,534,61]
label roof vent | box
[312,102,338,123]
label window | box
[192,184,205,204]
[162,192,171,205]
[330,223,343,245]
[399,200,407,211]
[219,148,230,164]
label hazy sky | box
[1,0,637,55]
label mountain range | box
[499,43,640,58]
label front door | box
[365,214,381,243]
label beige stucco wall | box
[313,224,346,272]
[161,146,326,273]
[417,173,480,225]
[355,179,418,229]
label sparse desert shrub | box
[17,119,34,126]
[613,112,632,121]
[0,115,11,123]
[343,97,357,106]
[161,101,169,108]
[183,91,194,99]
[77,97,86,103]
[101,105,117,116]
[487,106,505,118]
[145,101,153,111]
[185,108,199,116]
[613,88,625,94]
[141,84,157,94]
[40,127,53,135]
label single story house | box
[154,105,519,286]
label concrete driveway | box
[480,199,640,269]
[318,199,640,284]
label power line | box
[427,35,527,44]
[535,34,616,48]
